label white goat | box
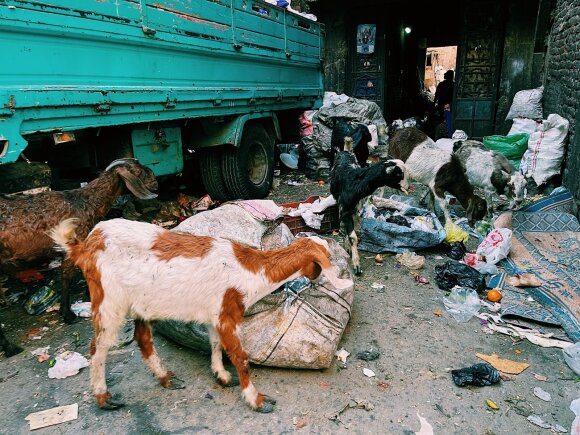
[450,140,527,213]
[50,218,352,413]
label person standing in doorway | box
[434,70,454,137]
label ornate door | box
[454,1,505,138]
[348,23,385,110]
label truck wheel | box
[199,149,230,201]
[222,123,274,199]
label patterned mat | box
[503,211,580,341]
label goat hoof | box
[98,393,125,410]
[162,373,185,390]
[255,399,276,413]
[217,374,239,387]
[2,343,24,357]
[353,266,362,276]
[61,309,78,324]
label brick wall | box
[543,0,580,202]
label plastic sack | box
[508,118,540,136]
[451,363,500,387]
[505,86,543,121]
[446,242,467,260]
[520,113,570,185]
[562,342,580,376]
[443,286,481,322]
[483,133,529,170]
[445,221,469,244]
[358,197,446,254]
[476,228,512,265]
[435,260,486,293]
[48,351,89,379]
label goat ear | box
[116,166,157,200]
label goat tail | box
[49,218,81,256]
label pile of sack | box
[484,86,570,186]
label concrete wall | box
[543,0,580,201]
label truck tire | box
[199,149,230,202]
[222,123,274,199]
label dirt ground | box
[0,167,578,435]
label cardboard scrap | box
[476,353,530,374]
[25,403,78,430]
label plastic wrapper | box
[451,363,500,387]
[476,228,512,265]
[435,260,486,293]
[443,286,481,322]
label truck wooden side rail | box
[0,0,324,199]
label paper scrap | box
[415,412,434,435]
[476,353,530,374]
[25,404,78,430]
[363,368,376,377]
[335,348,350,363]
[533,387,551,402]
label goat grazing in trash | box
[450,140,527,214]
[330,136,409,275]
[388,127,487,226]
[50,217,352,412]
[0,158,157,357]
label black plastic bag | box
[446,242,467,260]
[451,363,500,387]
[435,260,486,293]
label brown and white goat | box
[0,158,157,357]
[50,218,352,412]
[388,127,487,226]
[330,137,409,275]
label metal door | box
[348,23,385,110]
[454,1,505,138]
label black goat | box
[330,150,408,275]
[330,120,372,167]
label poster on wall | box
[357,24,376,54]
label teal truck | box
[0,0,324,199]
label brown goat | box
[0,158,157,356]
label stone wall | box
[543,0,580,202]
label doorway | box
[424,46,457,98]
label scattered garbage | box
[70,301,91,318]
[359,196,446,254]
[31,346,50,363]
[356,349,380,361]
[15,269,44,283]
[443,287,481,323]
[451,363,500,387]
[435,261,486,293]
[47,351,89,379]
[25,403,78,430]
[506,272,543,287]
[415,412,434,435]
[362,368,376,377]
[571,398,580,435]
[562,342,580,375]
[475,228,512,265]
[24,283,59,315]
[335,348,350,363]
[446,242,467,260]
[527,415,567,432]
[486,399,499,410]
[374,254,384,264]
[395,252,425,270]
[475,352,530,374]
[371,282,386,292]
[532,373,547,381]
[444,221,469,244]
[328,398,374,426]
[414,274,430,285]
[486,289,503,303]
[533,387,551,402]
